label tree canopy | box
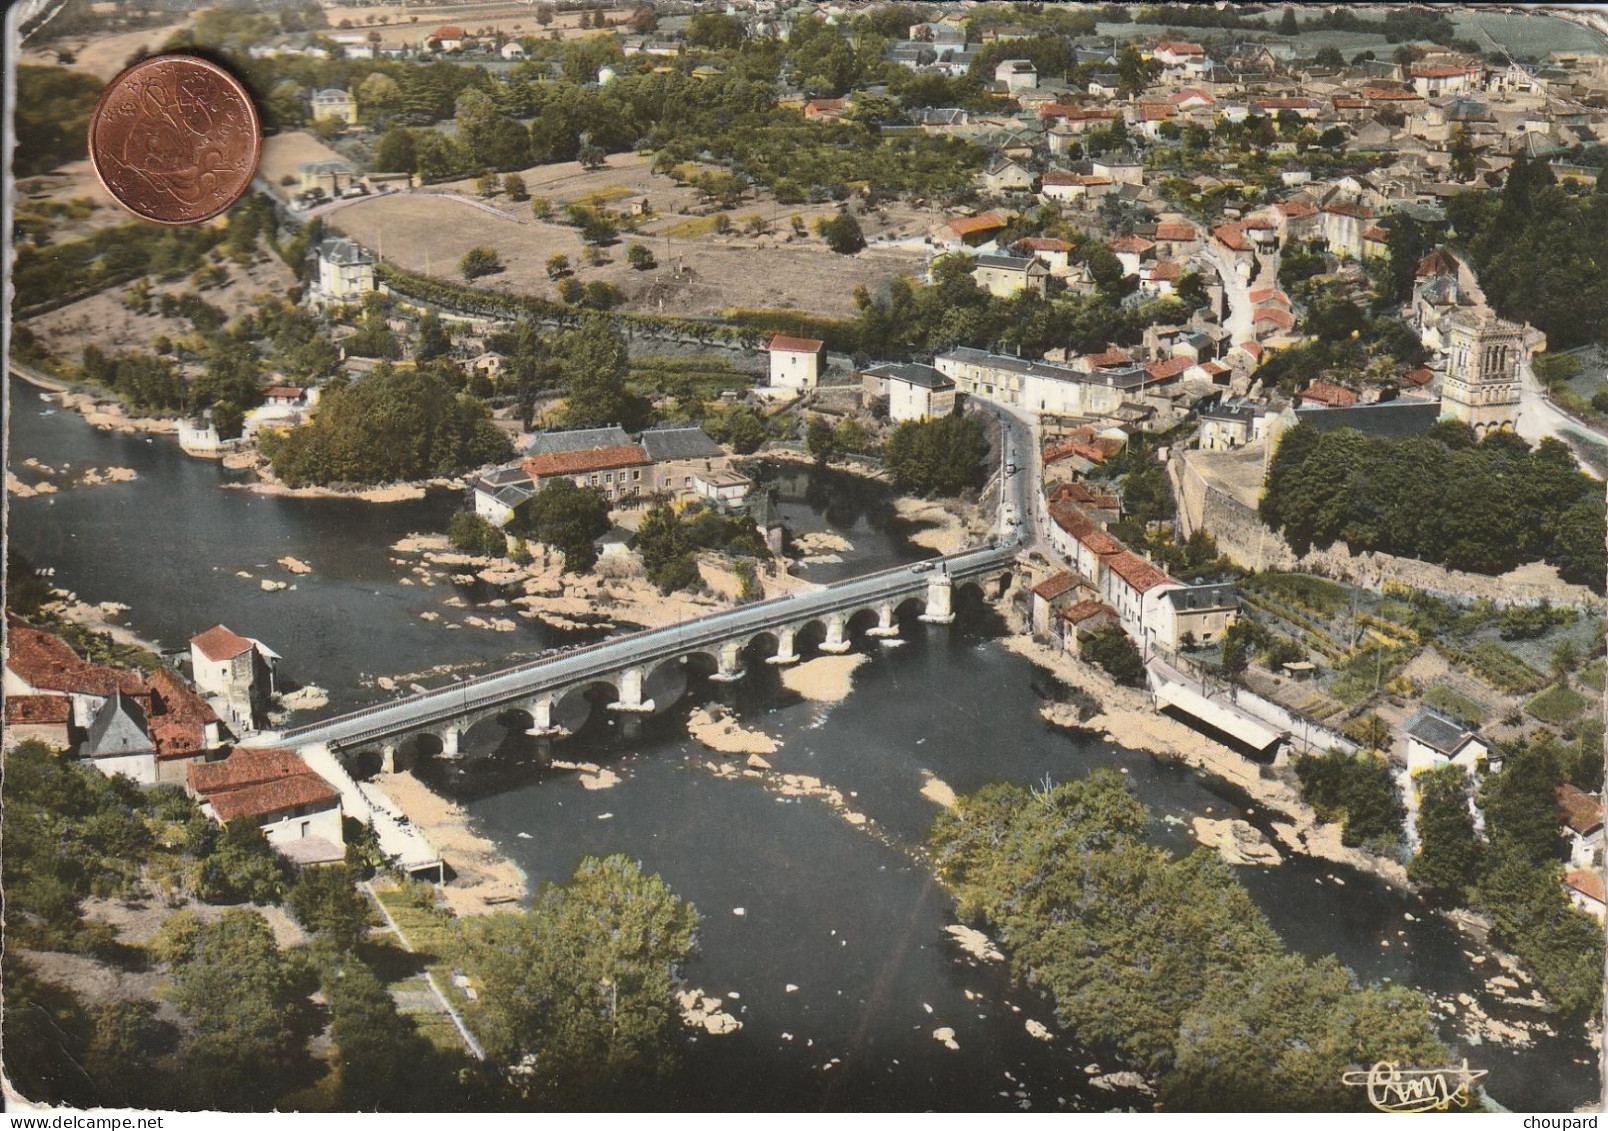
[259,361,510,486]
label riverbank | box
[997,633,1411,887]
[373,769,526,917]
[12,368,182,436]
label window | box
[633,470,641,481]
[590,474,600,485]
[604,472,613,484]
[300,820,310,838]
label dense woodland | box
[1261,422,1606,592]
[930,772,1449,1111]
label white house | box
[469,465,535,527]
[881,363,957,422]
[309,87,357,124]
[190,624,279,730]
[764,334,826,390]
[1558,784,1604,869]
[1149,582,1239,652]
[994,59,1038,91]
[189,748,345,866]
[691,468,753,505]
[501,41,527,60]
[316,237,376,301]
[1402,708,1489,775]
[1565,870,1605,921]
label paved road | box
[253,542,1019,752]
[1516,354,1607,479]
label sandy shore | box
[894,497,983,555]
[224,479,429,503]
[780,654,866,701]
[43,595,166,657]
[373,769,526,916]
[998,634,1410,887]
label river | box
[5,376,1597,1111]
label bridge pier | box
[866,601,899,638]
[381,742,397,773]
[437,727,461,759]
[709,639,746,683]
[820,612,852,654]
[524,693,567,737]
[920,573,955,624]
[608,666,655,713]
[766,625,801,665]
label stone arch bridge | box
[245,546,1018,767]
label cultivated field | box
[19,18,196,80]
[25,252,298,363]
[15,160,125,239]
[318,1,631,47]
[329,153,933,318]
[258,131,352,199]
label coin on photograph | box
[88,54,261,225]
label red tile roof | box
[1047,499,1097,536]
[1083,348,1131,368]
[1032,571,1081,601]
[1403,366,1433,387]
[1145,355,1195,382]
[1324,201,1376,220]
[146,667,219,761]
[5,616,147,697]
[1276,201,1318,218]
[1232,340,1264,358]
[1253,307,1295,330]
[1110,235,1155,255]
[1154,222,1198,241]
[430,25,467,39]
[1212,223,1251,252]
[1302,380,1359,407]
[4,695,72,725]
[1363,86,1420,100]
[1566,869,1605,904]
[1416,248,1459,278]
[1249,287,1290,306]
[804,98,846,116]
[1017,237,1072,253]
[191,624,255,663]
[1168,88,1216,106]
[1155,40,1204,56]
[190,747,339,824]
[1557,784,1604,836]
[1106,550,1172,594]
[944,212,1007,237]
[1059,599,1116,625]
[1138,102,1177,122]
[766,333,824,352]
[1081,527,1125,557]
[524,445,650,479]
[207,774,340,823]
[1147,260,1182,282]
[264,385,306,400]
[1411,64,1478,79]
[1042,171,1111,188]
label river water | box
[5,377,1597,1111]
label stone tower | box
[1440,308,1523,433]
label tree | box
[286,865,374,950]
[636,503,699,593]
[456,856,697,1101]
[1164,953,1447,1112]
[166,909,320,1109]
[1116,43,1148,96]
[503,172,529,201]
[198,821,288,905]
[459,246,503,281]
[687,11,745,49]
[1478,736,1565,867]
[546,252,572,279]
[356,72,401,119]
[86,1000,178,1109]
[806,417,839,465]
[259,362,510,486]
[1083,625,1145,686]
[449,511,508,557]
[415,311,452,360]
[475,170,502,197]
[882,414,989,496]
[817,209,866,255]
[577,143,607,170]
[626,242,656,270]
[1409,765,1484,902]
[1313,45,1345,67]
[550,316,640,428]
[513,480,611,573]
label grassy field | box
[1423,683,1486,726]
[1578,658,1605,693]
[658,215,724,240]
[1526,682,1589,725]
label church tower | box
[1440,308,1523,434]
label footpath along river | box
[5,376,1597,1110]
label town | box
[7,0,1608,1114]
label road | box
[972,400,1048,556]
[1516,354,1607,479]
[254,542,1019,752]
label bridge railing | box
[273,546,1003,746]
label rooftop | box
[191,624,256,663]
[1403,708,1478,755]
[638,425,723,462]
[1031,571,1081,602]
[766,334,825,352]
[1557,783,1604,837]
[524,445,651,479]
[524,425,633,458]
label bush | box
[459,246,502,281]
[626,242,656,270]
[816,208,866,255]
[1293,749,1404,849]
[447,511,507,557]
[883,414,988,496]
[502,172,528,201]
[1083,625,1145,687]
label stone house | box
[189,748,345,866]
[765,334,826,389]
[973,253,1050,298]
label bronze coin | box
[88,54,262,226]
